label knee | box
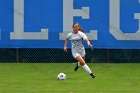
[80,61,85,66]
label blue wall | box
[0,0,140,48]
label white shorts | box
[72,50,86,58]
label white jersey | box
[67,31,88,58]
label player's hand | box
[87,42,92,47]
[64,46,67,52]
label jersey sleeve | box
[66,33,71,39]
[79,31,87,40]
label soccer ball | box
[57,73,66,80]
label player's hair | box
[73,22,85,33]
[79,27,85,33]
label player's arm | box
[85,38,92,47]
[64,37,69,52]
[80,32,92,47]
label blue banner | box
[0,0,140,48]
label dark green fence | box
[0,49,140,63]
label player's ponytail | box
[79,27,85,33]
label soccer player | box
[64,22,95,78]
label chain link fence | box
[0,49,140,63]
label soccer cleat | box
[74,63,79,71]
[90,73,96,78]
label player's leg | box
[82,56,96,78]
[72,52,80,71]
[74,50,85,71]
[75,55,95,78]
[74,62,80,71]
[74,56,85,71]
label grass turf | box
[0,63,140,93]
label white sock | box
[77,62,80,66]
[82,64,92,74]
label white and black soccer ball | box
[57,73,66,80]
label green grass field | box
[0,63,140,93]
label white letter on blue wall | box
[59,0,97,40]
[110,0,140,40]
[10,0,48,40]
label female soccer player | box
[64,22,95,78]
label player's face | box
[73,24,80,33]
